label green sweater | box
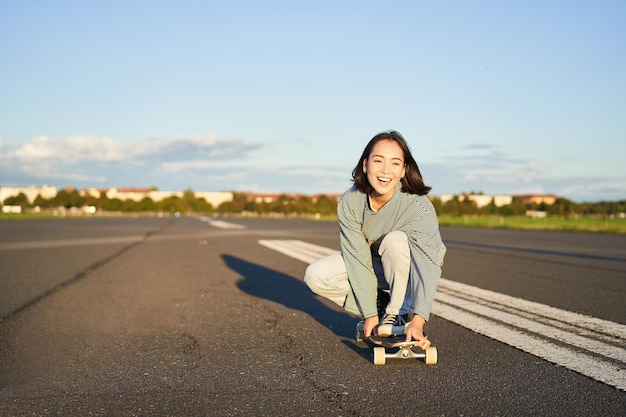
[338,184,446,320]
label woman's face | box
[362,139,406,203]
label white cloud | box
[11,136,128,162]
[0,134,266,188]
[160,160,209,174]
[5,134,261,164]
[429,145,626,201]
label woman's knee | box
[379,231,409,254]
[304,253,345,294]
[304,262,320,291]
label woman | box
[304,131,445,349]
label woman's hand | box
[405,314,431,350]
[363,316,379,338]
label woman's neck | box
[369,193,391,211]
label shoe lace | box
[381,314,398,326]
[381,314,408,327]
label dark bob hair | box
[351,130,431,196]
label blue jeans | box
[304,231,411,315]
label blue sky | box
[1,1,624,202]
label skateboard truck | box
[369,335,438,365]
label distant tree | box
[83,194,102,210]
[159,196,186,214]
[314,195,337,216]
[254,201,270,214]
[103,198,124,211]
[52,188,85,208]
[3,192,30,208]
[137,197,158,212]
[182,189,197,212]
[481,200,499,216]
[191,197,213,213]
[218,193,247,213]
[462,197,479,215]
[598,200,626,216]
[217,201,233,213]
[243,199,258,213]
[33,194,53,209]
[499,196,526,216]
[269,194,294,215]
[441,196,462,216]
[547,197,576,218]
[430,197,443,215]
[294,195,313,214]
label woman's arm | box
[338,192,379,320]
[399,196,446,323]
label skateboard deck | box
[369,335,437,365]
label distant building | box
[248,193,281,204]
[245,193,297,204]
[0,185,235,210]
[194,191,234,207]
[519,194,557,206]
[0,185,58,204]
[106,188,157,202]
[436,193,513,208]
[79,187,234,207]
[493,195,515,207]
[434,193,557,208]
[525,210,548,218]
[2,205,22,213]
[243,193,341,204]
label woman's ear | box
[362,159,367,174]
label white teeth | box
[378,177,390,183]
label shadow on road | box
[223,254,356,339]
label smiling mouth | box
[377,177,391,183]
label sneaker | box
[377,313,408,337]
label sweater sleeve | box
[338,191,379,318]
[399,196,446,321]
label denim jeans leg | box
[304,253,351,307]
[378,231,411,315]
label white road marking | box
[259,239,626,391]
[0,236,145,251]
[259,239,338,264]
[198,217,246,230]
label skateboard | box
[368,335,438,365]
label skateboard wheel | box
[373,347,386,365]
[424,346,437,365]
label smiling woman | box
[304,130,446,348]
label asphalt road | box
[0,216,624,416]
